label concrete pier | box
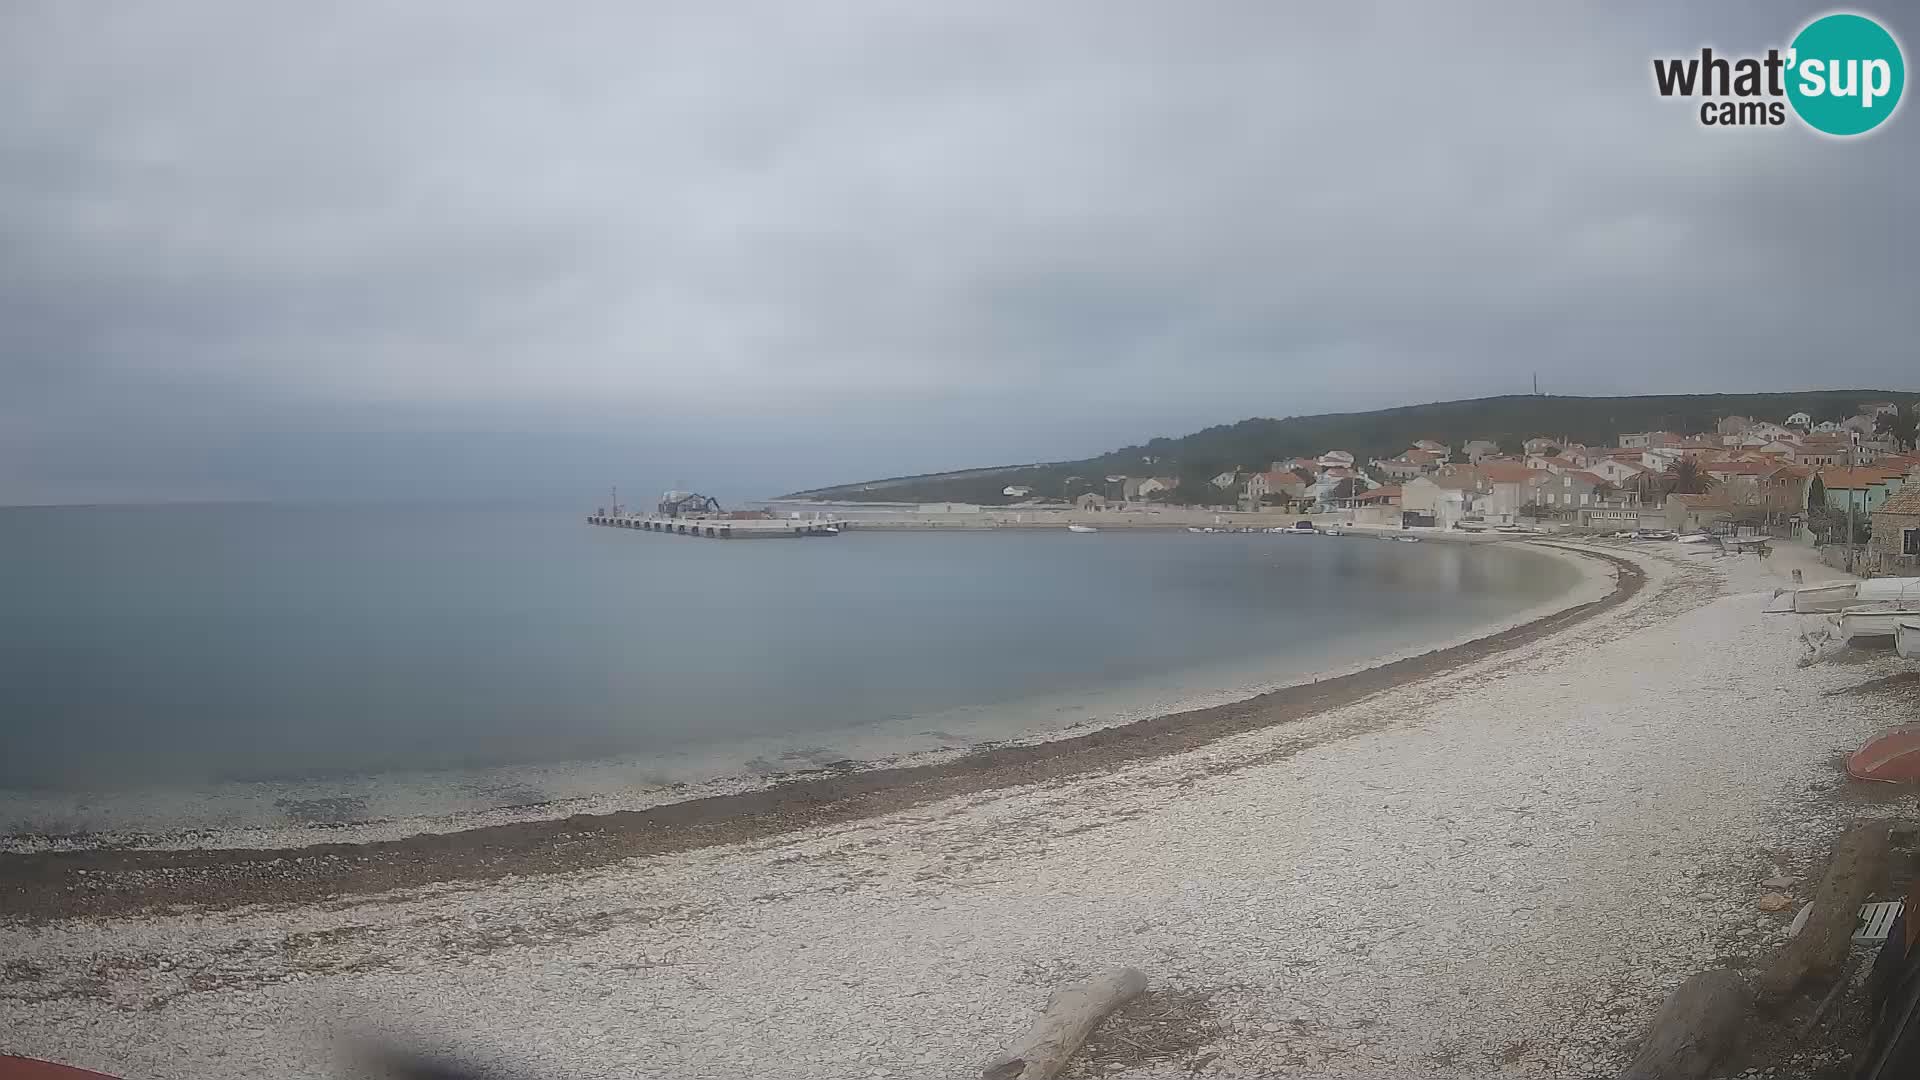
[586,514,848,539]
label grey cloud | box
[2,1,1916,503]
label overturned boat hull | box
[1789,582,1859,613]
[1851,725,1920,782]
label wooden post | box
[982,967,1147,1080]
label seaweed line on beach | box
[0,545,1644,925]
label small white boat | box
[1396,535,1421,543]
[1067,524,1098,534]
[1839,603,1920,641]
[1187,527,1204,533]
[1896,617,1920,660]
[1860,577,1920,605]
[1786,581,1859,614]
[1676,532,1715,544]
[1325,527,1343,537]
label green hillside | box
[784,390,1914,504]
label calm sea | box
[0,504,1580,834]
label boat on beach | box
[1897,617,1920,660]
[1839,603,1920,642]
[1770,577,1920,615]
[1862,577,1920,605]
[1784,581,1860,613]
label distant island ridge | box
[783,390,1917,505]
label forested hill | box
[782,390,1912,504]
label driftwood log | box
[1757,822,1890,1007]
[983,966,1147,1080]
[1617,969,1751,1080]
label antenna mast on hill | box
[1532,372,1541,396]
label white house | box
[1479,463,1552,524]
[1786,411,1812,428]
[1316,449,1356,470]
[1587,457,1650,486]
[1310,467,1372,507]
[1002,485,1034,498]
[1209,470,1239,491]
[1136,477,1176,499]
[1245,470,1306,505]
[1402,472,1486,529]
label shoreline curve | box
[0,542,1642,924]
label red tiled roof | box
[1480,462,1546,484]
[1356,485,1402,503]
[1879,486,1920,515]
[1705,460,1780,476]
[1421,470,1486,491]
[1819,467,1904,489]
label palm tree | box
[1664,458,1715,495]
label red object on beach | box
[0,1058,122,1080]
[1849,725,1920,783]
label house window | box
[1906,528,1920,556]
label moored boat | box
[1067,524,1098,533]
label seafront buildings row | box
[893,402,1920,572]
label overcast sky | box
[3,2,1915,504]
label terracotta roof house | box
[1869,485,1920,572]
[1664,492,1737,532]
[1818,467,1908,515]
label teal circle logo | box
[1787,13,1905,136]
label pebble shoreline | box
[4,542,1916,1079]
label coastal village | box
[947,399,1920,575]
